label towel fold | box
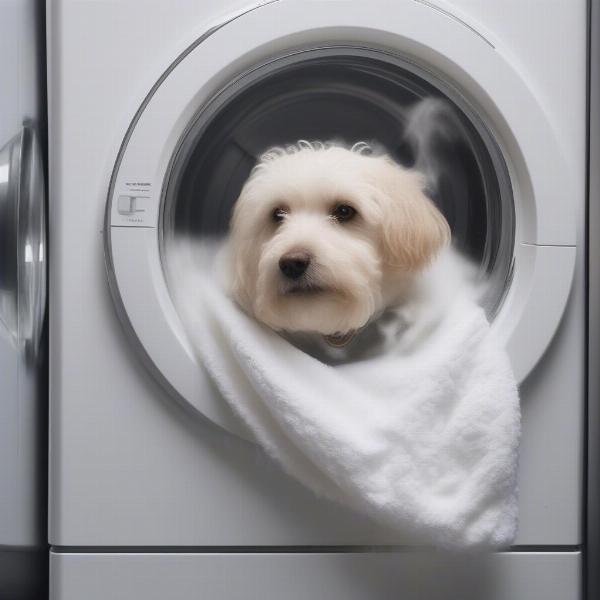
[169,243,520,548]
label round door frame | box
[104,0,577,436]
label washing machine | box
[0,0,47,597]
[48,1,587,598]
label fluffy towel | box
[169,243,521,548]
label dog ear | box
[374,159,450,271]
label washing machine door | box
[105,0,576,436]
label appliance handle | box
[0,123,46,361]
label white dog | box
[226,141,453,356]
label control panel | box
[110,180,157,227]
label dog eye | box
[272,207,287,224]
[332,204,357,222]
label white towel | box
[168,243,521,548]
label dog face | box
[227,142,450,336]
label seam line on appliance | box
[50,544,582,554]
[521,242,576,248]
[411,0,494,48]
[110,225,156,229]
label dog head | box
[227,141,450,336]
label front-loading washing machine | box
[48,1,586,598]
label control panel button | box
[117,195,147,216]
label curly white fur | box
[227,141,450,336]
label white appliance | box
[0,0,47,598]
[48,1,586,598]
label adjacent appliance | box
[0,0,47,598]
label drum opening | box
[160,47,515,317]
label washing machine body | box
[48,1,586,598]
[0,1,47,597]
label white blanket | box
[169,243,521,548]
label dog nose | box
[279,251,311,280]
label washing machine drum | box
[105,2,575,435]
[162,52,513,317]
